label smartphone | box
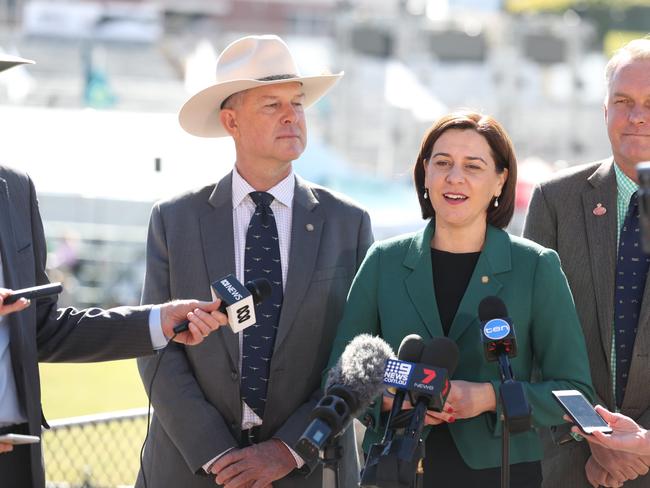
[552,389,612,434]
[3,283,63,304]
[0,433,40,445]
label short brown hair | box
[413,110,517,229]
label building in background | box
[0,0,647,306]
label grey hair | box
[605,37,650,94]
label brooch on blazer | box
[593,203,607,216]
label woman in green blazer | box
[327,111,594,487]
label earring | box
[494,196,499,208]
[423,188,429,200]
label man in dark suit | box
[0,53,228,488]
[524,38,650,487]
[135,35,373,487]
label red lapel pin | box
[593,203,607,216]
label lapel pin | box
[481,276,489,284]
[593,203,607,216]
[306,224,314,232]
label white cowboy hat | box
[178,34,343,138]
[0,53,34,73]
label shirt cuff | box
[279,440,305,469]
[148,306,169,350]
[203,448,234,473]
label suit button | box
[231,371,238,381]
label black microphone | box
[478,296,531,434]
[479,295,517,361]
[361,337,459,488]
[359,335,424,488]
[383,335,426,441]
[294,334,395,462]
[172,275,271,334]
[399,337,459,461]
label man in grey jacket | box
[0,53,228,488]
[136,35,373,488]
[524,38,650,487]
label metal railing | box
[43,408,149,488]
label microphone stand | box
[496,354,531,488]
[320,439,342,488]
[497,354,513,488]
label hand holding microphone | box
[160,299,228,346]
[172,274,272,334]
[163,274,272,345]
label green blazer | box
[327,221,594,470]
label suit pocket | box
[310,266,349,283]
[17,242,32,253]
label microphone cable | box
[139,331,178,488]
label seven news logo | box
[483,318,511,340]
[420,368,437,384]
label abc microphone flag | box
[173,274,271,334]
[211,274,261,332]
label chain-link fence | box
[43,408,149,488]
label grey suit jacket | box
[524,158,650,487]
[0,165,154,488]
[135,172,373,488]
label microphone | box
[294,334,395,463]
[359,335,424,488]
[478,296,531,434]
[399,337,459,460]
[172,274,271,334]
[479,296,517,361]
[383,335,426,441]
[361,337,459,488]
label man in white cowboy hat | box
[136,34,373,487]
[0,53,228,488]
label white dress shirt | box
[232,168,294,429]
[202,168,304,472]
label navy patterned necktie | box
[241,191,283,418]
[614,191,650,407]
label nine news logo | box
[383,359,413,388]
[483,318,511,340]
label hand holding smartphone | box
[3,283,63,305]
[552,389,612,435]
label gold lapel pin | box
[593,203,607,216]
[306,223,314,232]
[481,276,489,284]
